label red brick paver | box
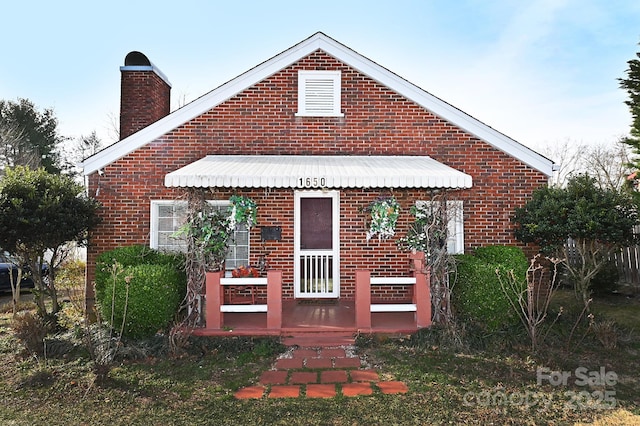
[293,349,318,358]
[290,371,318,384]
[342,382,373,397]
[334,357,362,368]
[268,385,300,398]
[275,357,304,370]
[233,343,409,399]
[350,369,379,382]
[234,386,265,399]
[377,381,409,394]
[306,384,337,398]
[320,348,346,357]
[259,370,288,385]
[306,357,333,369]
[320,370,348,383]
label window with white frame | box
[150,200,250,271]
[415,200,464,254]
[296,70,343,117]
[150,201,188,252]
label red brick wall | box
[87,50,548,302]
[119,69,171,139]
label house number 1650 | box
[298,177,326,187]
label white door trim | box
[294,190,340,298]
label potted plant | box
[228,195,257,230]
[231,265,260,278]
[365,196,400,241]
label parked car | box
[0,252,36,292]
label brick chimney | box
[119,51,171,140]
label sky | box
[2,0,640,155]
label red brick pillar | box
[411,251,432,328]
[267,270,282,330]
[355,270,372,330]
[205,271,223,329]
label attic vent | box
[296,70,343,117]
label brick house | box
[81,33,553,334]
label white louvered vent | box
[296,71,343,117]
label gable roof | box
[81,32,554,177]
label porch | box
[192,252,431,338]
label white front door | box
[294,190,340,298]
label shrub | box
[95,245,186,339]
[98,263,185,339]
[592,319,618,349]
[57,301,85,332]
[12,311,48,355]
[56,259,87,331]
[95,245,185,303]
[473,245,528,280]
[589,260,619,295]
[452,246,528,332]
[56,259,86,290]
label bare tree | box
[583,140,633,191]
[106,111,120,143]
[497,255,564,352]
[540,139,587,188]
[540,139,632,190]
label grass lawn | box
[0,289,639,425]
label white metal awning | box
[164,155,472,189]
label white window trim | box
[295,70,344,117]
[150,200,187,251]
[415,200,464,255]
[150,200,251,268]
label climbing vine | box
[399,191,458,324]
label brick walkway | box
[234,344,409,399]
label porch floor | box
[194,300,419,337]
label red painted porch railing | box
[204,252,429,332]
[355,251,431,330]
[205,270,282,330]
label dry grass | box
[575,409,640,425]
[0,288,638,425]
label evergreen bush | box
[95,245,184,301]
[95,245,186,338]
[452,246,528,332]
[97,263,185,338]
[588,259,619,295]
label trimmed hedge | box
[95,246,186,338]
[452,246,528,332]
[95,245,184,295]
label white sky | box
[2,0,640,154]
